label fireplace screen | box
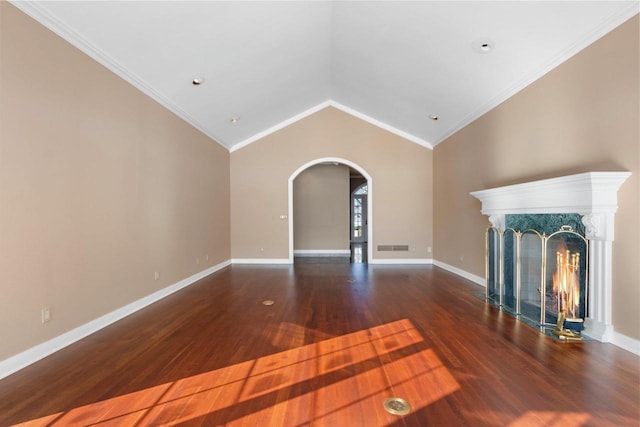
[485,222,588,338]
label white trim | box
[9,0,229,150]
[288,157,373,264]
[431,3,640,146]
[231,100,433,153]
[293,249,351,257]
[369,258,433,265]
[230,102,332,152]
[611,330,640,356]
[11,0,636,152]
[328,101,433,150]
[0,260,231,381]
[231,258,291,264]
[432,260,486,287]
[470,172,631,216]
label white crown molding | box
[8,0,230,150]
[14,0,633,153]
[230,101,333,152]
[6,0,434,155]
[12,0,435,156]
[231,100,433,152]
[433,3,640,147]
[0,260,230,380]
[328,101,434,150]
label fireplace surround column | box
[581,212,616,341]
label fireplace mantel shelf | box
[470,171,631,215]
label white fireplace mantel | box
[470,171,631,343]
[470,171,631,216]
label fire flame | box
[552,242,581,320]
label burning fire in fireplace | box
[553,246,581,321]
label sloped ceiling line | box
[10,0,228,147]
[9,1,639,153]
[438,3,640,145]
[230,100,434,153]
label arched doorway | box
[288,157,372,263]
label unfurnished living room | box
[0,1,638,426]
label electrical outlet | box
[154,271,159,281]
[41,307,51,323]
[427,246,432,253]
[196,258,200,265]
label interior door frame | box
[288,157,372,263]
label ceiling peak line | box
[11,1,637,152]
[229,100,434,153]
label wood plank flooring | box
[0,262,638,426]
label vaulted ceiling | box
[12,1,639,151]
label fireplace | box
[471,172,630,342]
[486,216,589,339]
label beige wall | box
[0,3,230,360]
[4,0,635,367]
[231,107,433,260]
[434,15,639,340]
[293,164,350,251]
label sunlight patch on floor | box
[13,319,460,426]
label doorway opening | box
[288,157,372,264]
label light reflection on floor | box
[14,319,459,426]
[508,411,591,427]
[351,243,365,264]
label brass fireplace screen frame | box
[485,225,589,331]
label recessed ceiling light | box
[230,117,239,123]
[192,77,205,85]
[472,38,495,54]
[429,115,438,121]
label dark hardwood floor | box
[0,262,638,426]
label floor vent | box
[377,245,409,251]
[383,397,411,415]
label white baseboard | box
[3,256,636,381]
[369,258,433,265]
[0,260,230,381]
[612,330,640,356]
[432,260,486,287]
[230,258,291,264]
[293,249,351,257]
